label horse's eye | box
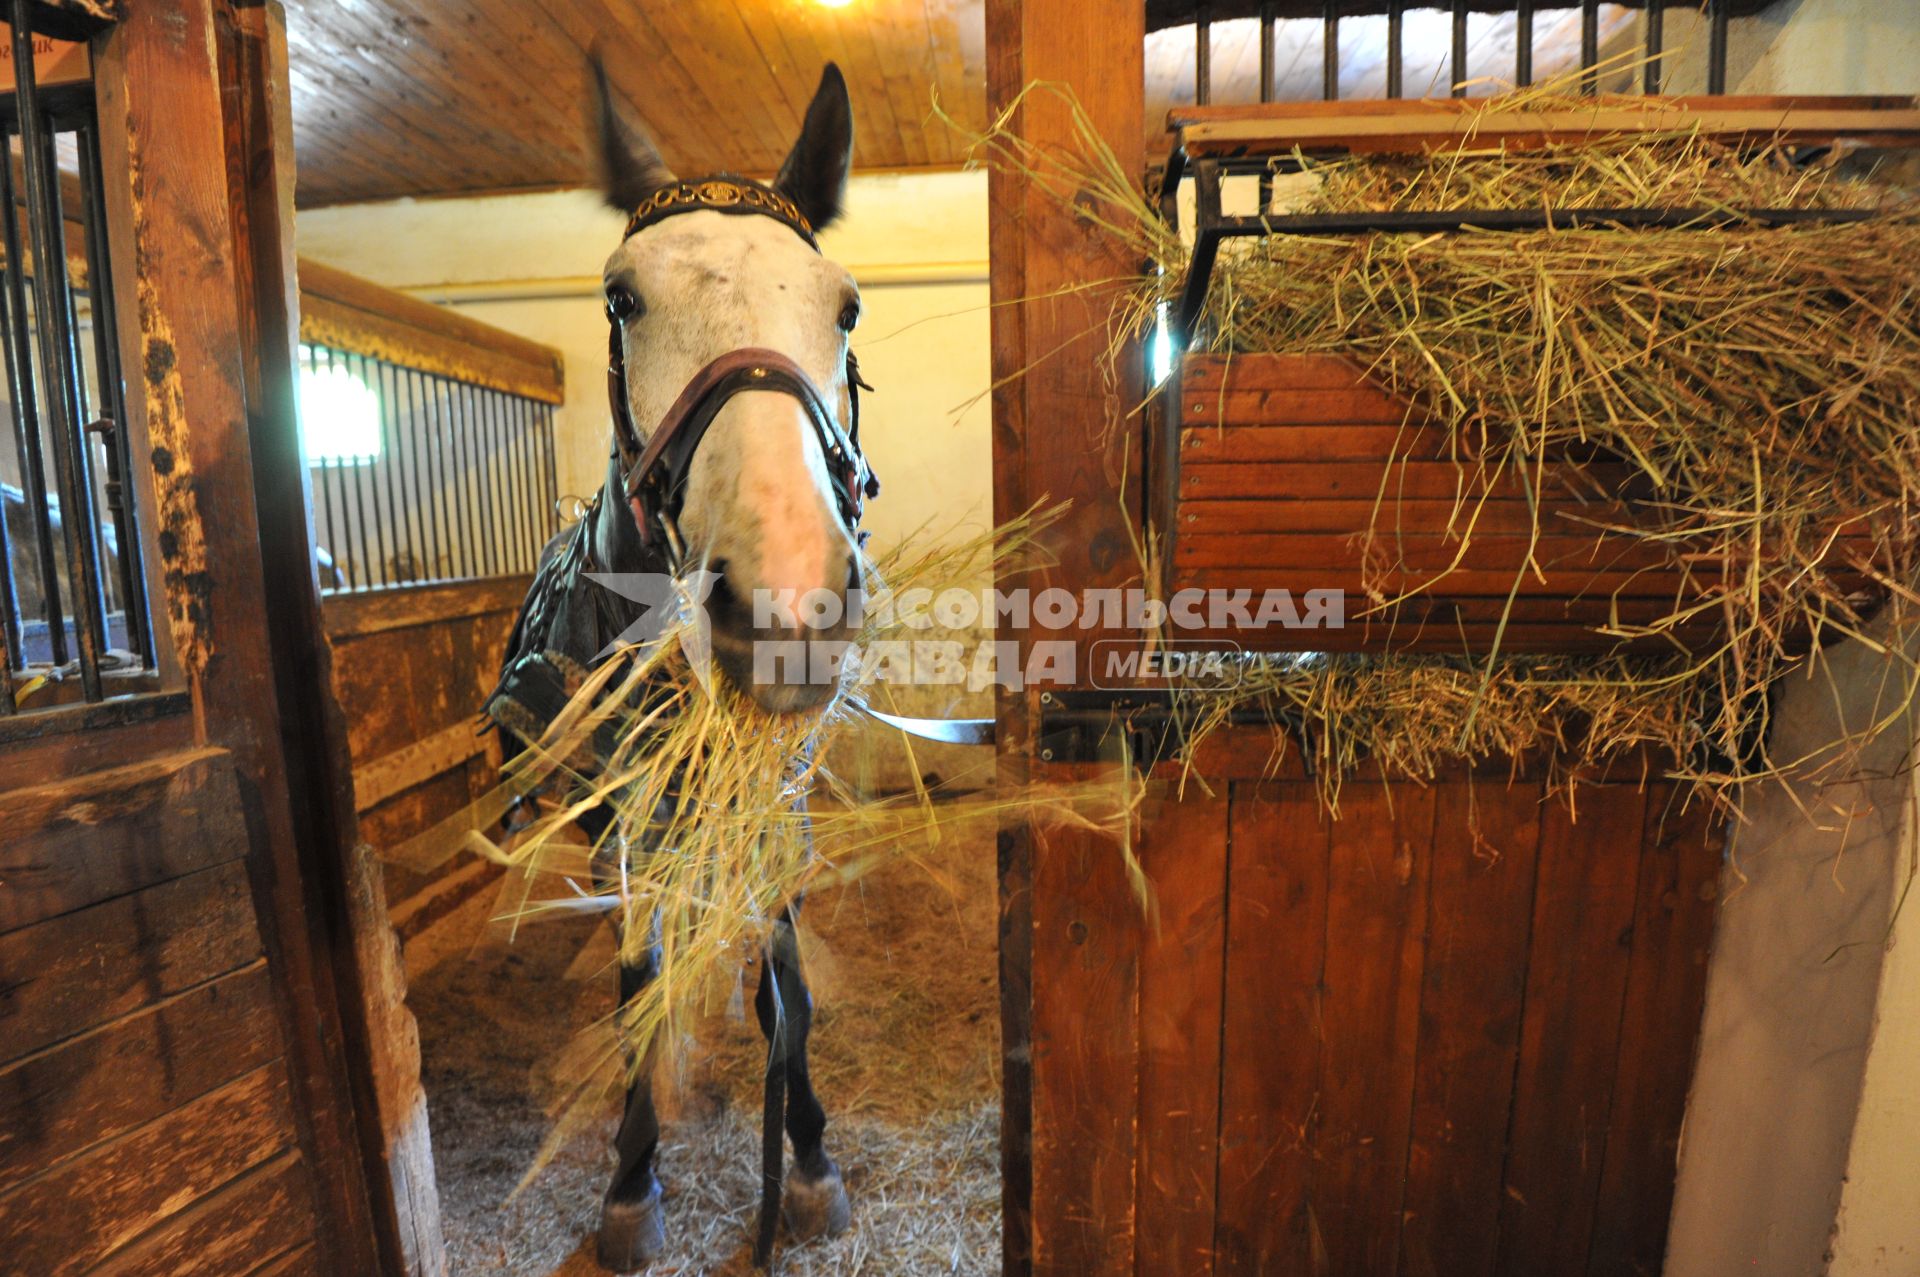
[837,302,860,333]
[606,285,643,322]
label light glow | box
[299,354,383,465]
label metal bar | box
[1258,2,1275,103]
[1173,205,1889,343]
[1644,0,1665,96]
[540,402,558,541]
[1257,0,1275,214]
[1515,0,1533,88]
[1708,0,1730,95]
[76,121,147,665]
[1171,160,1225,347]
[483,386,508,574]
[455,379,480,576]
[14,2,104,698]
[0,432,18,673]
[0,619,13,712]
[1386,0,1403,100]
[305,347,339,591]
[1451,0,1469,98]
[499,392,522,572]
[49,128,111,645]
[375,360,405,581]
[506,395,534,571]
[1580,0,1600,95]
[431,374,468,579]
[0,120,64,665]
[0,148,24,671]
[355,354,390,587]
[369,356,394,586]
[528,399,551,561]
[1321,0,1338,101]
[383,360,417,583]
[516,400,539,567]
[467,382,497,576]
[416,368,449,576]
[1195,2,1211,108]
[401,368,429,580]
[330,347,372,588]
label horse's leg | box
[599,949,667,1270]
[586,806,668,1271]
[756,904,851,1243]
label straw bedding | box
[408,808,1002,1276]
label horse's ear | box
[774,63,854,232]
[589,53,674,213]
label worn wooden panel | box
[0,860,262,1057]
[0,749,244,934]
[1587,789,1724,1277]
[1214,781,1328,1275]
[1494,788,1649,1276]
[1315,781,1436,1277]
[85,1150,317,1277]
[1135,791,1229,1277]
[0,1063,296,1275]
[0,963,281,1193]
[1398,780,1545,1277]
[1028,819,1142,1277]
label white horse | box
[490,60,871,1270]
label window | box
[298,347,382,465]
[2,33,156,714]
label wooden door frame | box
[85,1,434,1271]
[984,2,1148,1273]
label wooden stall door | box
[986,4,1724,1276]
[0,2,402,1273]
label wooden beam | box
[354,719,488,812]
[321,574,531,639]
[297,257,565,404]
[1172,95,1920,156]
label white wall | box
[1662,3,1920,1273]
[295,171,994,566]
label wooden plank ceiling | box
[280,0,990,207]
[281,2,1630,207]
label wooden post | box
[88,0,385,1268]
[985,2,1145,1273]
[222,2,446,1272]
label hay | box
[394,503,1138,1178]
[962,81,1920,811]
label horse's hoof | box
[597,1178,666,1272]
[782,1155,851,1241]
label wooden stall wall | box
[324,576,527,932]
[0,2,386,1272]
[986,4,1727,1275]
[294,259,560,929]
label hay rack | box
[1151,95,1920,656]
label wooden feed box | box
[1157,351,1880,655]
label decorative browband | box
[622,176,818,251]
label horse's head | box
[591,62,866,714]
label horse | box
[486,59,875,1272]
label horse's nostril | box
[707,562,742,628]
[845,555,860,593]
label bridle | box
[604,175,879,566]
